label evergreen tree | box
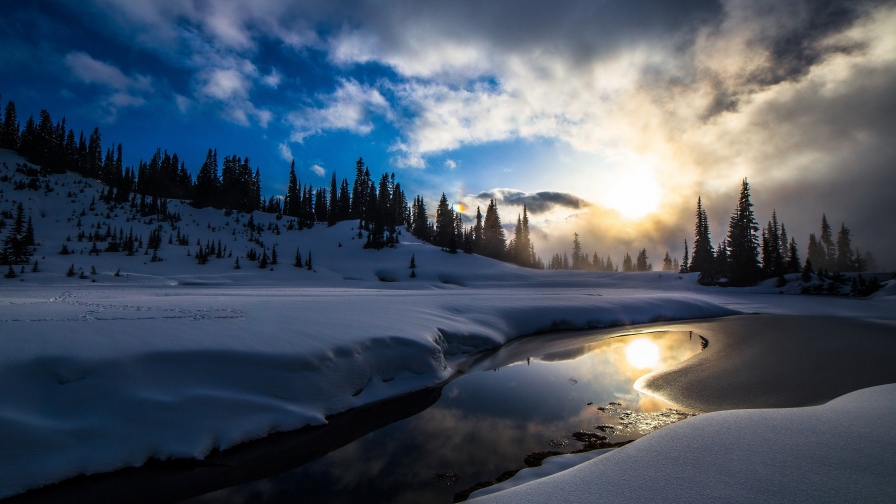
[787,237,800,273]
[1,100,19,151]
[435,193,453,248]
[726,179,761,286]
[571,232,583,270]
[714,241,730,279]
[481,199,506,260]
[690,197,714,275]
[801,259,813,283]
[662,252,673,271]
[835,223,854,272]
[284,159,301,217]
[519,206,533,267]
[473,207,484,252]
[820,214,835,271]
[338,178,351,221]
[409,254,416,269]
[680,240,689,273]
[635,249,650,272]
[193,149,220,208]
[411,196,430,241]
[807,233,824,271]
[351,157,365,219]
[853,248,867,273]
[328,172,339,226]
[622,252,633,272]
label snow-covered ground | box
[469,383,896,503]
[1,148,894,500]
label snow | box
[1,148,894,499]
[469,384,896,504]
[468,449,613,500]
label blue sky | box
[2,0,895,264]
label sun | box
[625,339,660,369]
[602,167,663,220]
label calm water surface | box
[186,330,703,504]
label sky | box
[1,0,894,268]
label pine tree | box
[820,214,835,271]
[270,245,278,265]
[635,249,650,272]
[807,233,824,271]
[435,193,453,248]
[193,149,220,208]
[680,240,689,273]
[853,248,867,272]
[726,179,761,286]
[284,160,300,217]
[409,254,416,269]
[328,172,338,226]
[801,259,813,283]
[622,252,633,272]
[1,100,19,151]
[294,247,302,267]
[787,237,800,273]
[481,199,506,260]
[835,223,854,272]
[473,207,484,252]
[305,250,312,271]
[691,197,714,275]
[662,252,673,271]
[571,233,583,270]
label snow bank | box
[0,286,737,498]
[469,384,896,504]
[469,450,613,500]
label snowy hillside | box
[1,147,894,499]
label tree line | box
[0,96,547,266]
[680,179,878,287]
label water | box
[186,330,703,504]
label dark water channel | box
[186,330,703,504]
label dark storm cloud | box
[689,0,889,119]
[475,190,590,214]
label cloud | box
[55,0,896,264]
[444,159,457,170]
[174,93,192,113]
[261,68,282,88]
[64,51,153,118]
[287,79,392,142]
[188,46,273,127]
[310,164,326,177]
[472,189,591,214]
[278,142,293,162]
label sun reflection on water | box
[625,339,661,369]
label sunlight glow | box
[602,167,663,220]
[625,339,660,369]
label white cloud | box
[261,68,282,88]
[278,142,293,162]
[287,79,392,142]
[174,93,192,113]
[64,51,153,118]
[444,159,457,170]
[310,164,326,177]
